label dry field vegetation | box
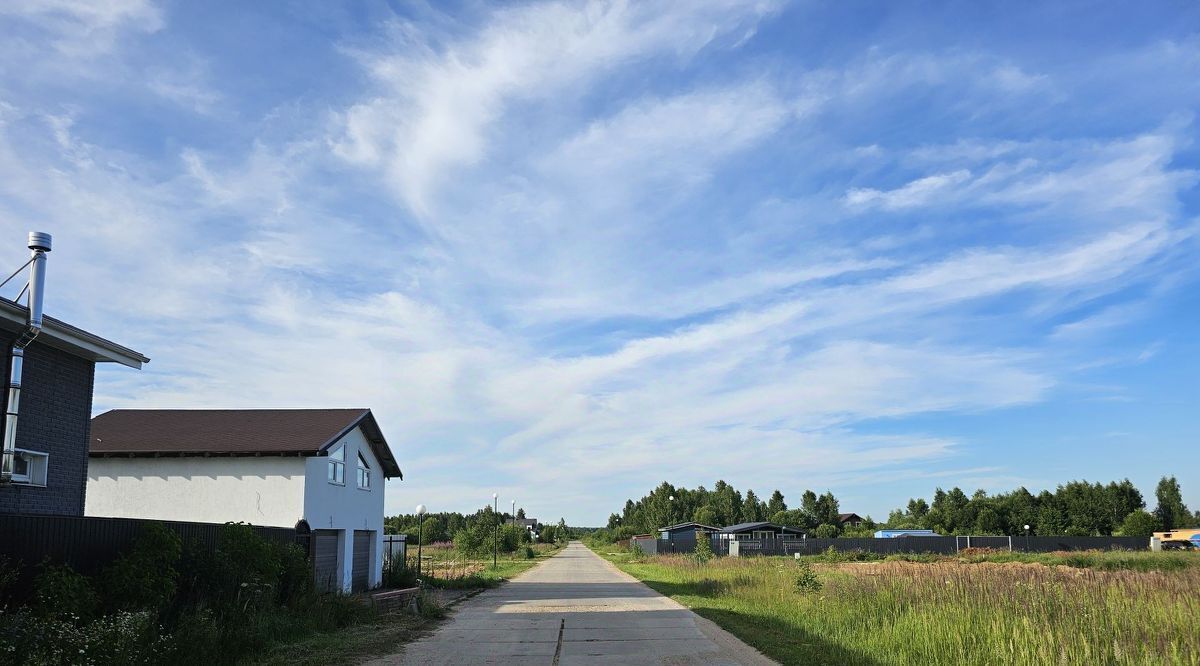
[600,549,1200,665]
[407,542,562,589]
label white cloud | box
[332,0,782,213]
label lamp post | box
[1023,524,1031,552]
[512,499,516,526]
[493,493,499,569]
[415,504,427,578]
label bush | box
[0,608,168,665]
[691,534,714,564]
[98,522,181,614]
[794,561,822,594]
[1120,510,1162,538]
[32,562,97,621]
[813,524,840,539]
[382,555,418,589]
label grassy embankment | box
[594,545,1200,665]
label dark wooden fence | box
[655,533,1149,557]
[0,513,297,577]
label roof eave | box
[0,298,149,368]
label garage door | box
[313,530,340,592]
[352,530,372,593]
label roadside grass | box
[412,542,563,589]
[595,547,1200,665]
[245,593,446,666]
[799,546,1200,572]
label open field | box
[594,547,1200,665]
[406,542,563,589]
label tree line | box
[385,506,572,550]
[598,480,862,542]
[887,476,1197,537]
[593,475,1197,542]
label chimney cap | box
[28,232,51,252]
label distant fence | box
[0,513,298,577]
[382,534,407,566]
[653,534,1149,557]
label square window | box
[10,449,48,486]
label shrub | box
[523,545,536,560]
[32,562,97,621]
[794,561,822,594]
[813,524,840,539]
[382,555,418,589]
[692,534,714,564]
[1120,510,1162,538]
[98,522,181,614]
[0,607,168,665]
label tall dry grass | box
[617,553,1200,665]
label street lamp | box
[1023,524,1031,552]
[512,499,516,526]
[415,504,427,578]
[493,493,499,569]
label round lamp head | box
[1023,524,1030,530]
[669,495,674,501]
[492,493,498,499]
[416,504,427,516]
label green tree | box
[1154,476,1191,530]
[692,506,719,527]
[742,490,764,523]
[1119,510,1161,537]
[813,524,840,539]
[814,491,840,526]
[767,490,787,516]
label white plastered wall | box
[86,456,307,527]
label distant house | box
[0,296,147,516]
[86,408,401,593]
[719,521,806,540]
[838,513,865,528]
[658,521,720,540]
[875,529,938,538]
[511,517,539,531]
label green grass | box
[594,546,1200,665]
[245,593,446,665]
[797,546,1200,572]
[411,542,563,589]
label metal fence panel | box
[0,513,297,577]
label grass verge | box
[593,545,1200,665]
[245,593,446,665]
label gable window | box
[10,449,48,486]
[357,453,371,490]
[327,444,345,485]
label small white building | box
[85,408,402,593]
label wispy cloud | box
[0,2,1197,521]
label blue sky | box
[0,1,1197,525]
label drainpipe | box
[0,232,51,484]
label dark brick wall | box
[0,331,96,516]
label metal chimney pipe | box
[1,232,50,484]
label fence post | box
[1008,536,1012,552]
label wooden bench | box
[368,586,421,613]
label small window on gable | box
[357,452,371,490]
[10,449,48,486]
[328,444,345,485]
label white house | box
[85,408,402,593]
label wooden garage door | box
[313,530,340,592]
[352,530,372,593]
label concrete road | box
[368,541,775,665]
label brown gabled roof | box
[89,408,401,478]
